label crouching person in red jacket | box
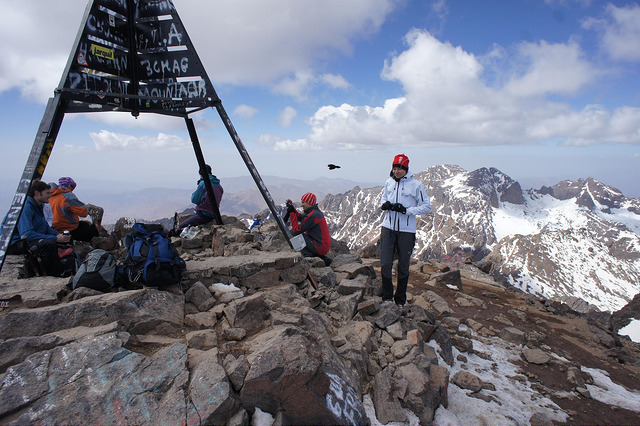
[283,192,332,266]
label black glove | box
[391,203,407,214]
[283,200,296,223]
[286,202,296,215]
[380,201,391,211]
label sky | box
[0,0,639,213]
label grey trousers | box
[380,227,416,304]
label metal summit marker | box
[0,0,296,272]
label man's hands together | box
[380,201,407,214]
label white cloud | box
[57,144,89,154]
[278,106,298,127]
[269,29,639,150]
[0,0,86,101]
[381,30,483,99]
[430,0,449,21]
[180,0,395,85]
[544,0,591,6]
[504,40,595,97]
[320,73,350,90]
[0,0,397,103]
[90,130,190,151]
[273,71,350,100]
[273,70,316,101]
[234,104,259,119]
[85,111,186,131]
[582,3,640,62]
[530,105,640,145]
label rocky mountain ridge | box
[322,165,640,313]
[0,219,639,425]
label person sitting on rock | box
[250,214,262,230]
[283,192,332,266]
[49,177,100,242]
[177,164,224,232]
[2,179,71,276]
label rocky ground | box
[395,260,640,425]
[0,218,638,425]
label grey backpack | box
[72,249,117,292]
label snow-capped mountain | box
[322,165,640,312]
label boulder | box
[188,349,240,424]
[186,329,218,350]
[334,262,375,279]
[310,266,338,288]
[224,293,271,335]
[240,326,369,425]
[499,327,526,345]
[184,281,216,311]
[395,363,449,425]
[336,278,366,296]
[451,371,483,392]
[373,302,402,329]
[0,290,184,339]
[429,269,463,290]
[430,325,454,366]
[357,299,379,316]
[185,311,218,329]
[522,347,551,365]
[223,354,251,391]
[0,321,122,374]
[422,291,451,316]
[0,333,191,426]
[372,367,406,424]
[331,292,363,321]
[184,252,306,287]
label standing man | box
[284,192,332,266]
[2,179,71,276]
[379,154,431,305]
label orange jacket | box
[49,187,89,231]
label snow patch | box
[618,319,640,343]
[583,367,640,412]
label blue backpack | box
[124,223,186,287]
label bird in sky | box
[327,164,341,170]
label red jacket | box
[290,205,331,255]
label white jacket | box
[381,170,431,233]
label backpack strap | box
[152,238,161,269]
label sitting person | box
[3,179,71,276]
[49,177,99,242]
[283,192,332,266]
[178,164,224,230]
[249,214,262,230]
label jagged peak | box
[535,176,631,213]
[460,167,524,206]
[418,164,467,181]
